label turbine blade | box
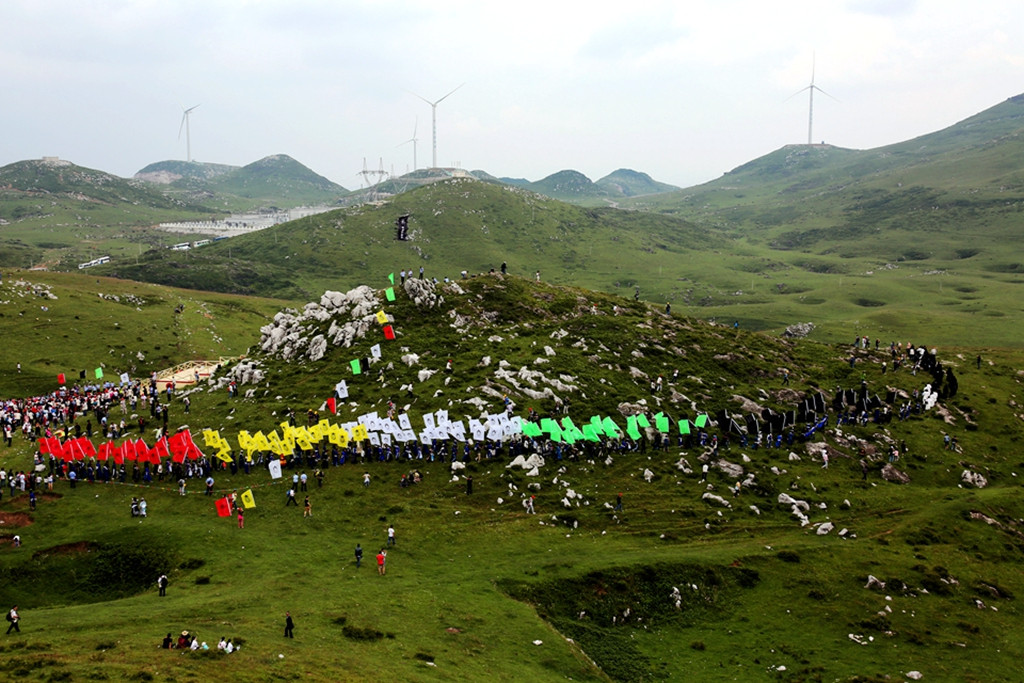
[435,82,464,105]
[784,86,811,102]
[813,85,839,102]
[178,113,186,140]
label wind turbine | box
[412,84,463,169]
[788,55,836,145]
[397,118,419,171]
[178,104,200,162]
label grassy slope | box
[0,274,1022,681]
[0,271,288,398]
[100,178,720,305]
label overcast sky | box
[2,0,1022,190]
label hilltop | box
[99,176,717,303]
[134,154,348,210]
[0,271,1022,681]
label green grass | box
[1,273,1023,680]
[0,271,288,398]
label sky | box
[2,0,1023,190]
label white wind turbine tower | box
[789,55,836,145]
[397,118,419,171]
[413,84,463,168]
[178,104,200,162]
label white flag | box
[370,344,382,359]
[268,459,282,479]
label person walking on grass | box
[377,549,387,575]
[355,544,363,568]
[303,496,312,518]
[387,525,395,546]
[158,574,168,597]
[5,606,19,634]
[284,612,294,638]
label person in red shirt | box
[376,549,387,576]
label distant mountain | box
[101,176,718,300]
[134,160,239,185]
[595,168,679,197]
[210,154,345,200]
[135,154,347,209]
[0,157,200,210]
[526,170,604,201]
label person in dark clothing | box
[355,544,363,568]
[465,475,473,494]
[6,606,20,634]
[284,612,294,638]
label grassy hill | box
[134,155,348,212]
[0,270,287,398]
[98,177,719,304]
[0,272,1022,681]
[0,159,219,270]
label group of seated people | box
[161,630,239,653]
[398,470,423,487]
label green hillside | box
[98,177,719,303]
[207,154,347,206]
[0,270,287,398]
[0,159,218,269]
[0,272,1022,681]
[135,160,239,184]
[595,168,679,198]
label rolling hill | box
[134,154,348,210]
[99,177,720,303]
[0,270,1021,681]
[0,158,219,269]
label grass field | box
[1,273,1023,681]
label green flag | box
[679,419,690,435]
[636,413,650,428]
[695,414,708,429]
[94,367,103,379]
[626,416,641,440]
[602,416,621,438]
[388,272,395,284]
[350,359,362,375]
[655,413,670,433]
[582,424,601,442]
[522,421,543,437]
[385,287,396,302]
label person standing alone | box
[5,606,18,634]
[284,612,294,638]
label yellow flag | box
[240,489,256,509]
[214,444,233,463]
[351,424,369,442]
[202,429,220,447]
[253,431,270,451]
[307,425,322,441]
[318,418,332,432]
[376,310,388,324]
[237,430,253,450]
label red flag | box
[68,438,85,461]
[150,437,169,461]
[123,440,137,461]
[38,438,51,454]
[168,431,190,462]
[57,373,66,385]
[77,437,96,458]
[49,438,67,461]
[97,441,112,461]
[134,438,148,463]
[327,397,336,414]
[215,496,232,517]
[383,325,395,340]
